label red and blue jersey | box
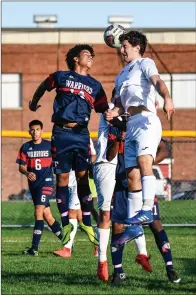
[45,70,108,127]
[16,139,53,189]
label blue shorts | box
[52,125,91,174]
[30,185,53,207]
[111,189,161,223]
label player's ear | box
[73,56,78,62]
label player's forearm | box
[31,81,47,105]
[112,106,124,117]
[154,79,171,100]
[19,165,28,177]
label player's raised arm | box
[29,74,56,112]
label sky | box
[2,2,196,28]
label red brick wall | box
[2,43,196,200]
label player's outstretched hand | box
[163,97,175,121]
[29,101,41,112]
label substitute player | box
[16,120,63,256]
[29,44,109,245]
[104,30,175,225]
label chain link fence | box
[2,138,196,226]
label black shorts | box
[30,185,53,207]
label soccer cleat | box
[97,261,109,281]
[61,223,73,245]
[111,272,127,285]
[124,210,153,225]
[23,248,38,256]
[79,222,99,246]
[111,225,144,248]
[53,247,71,258]
[166,268,181,283]
[136,254,152,272]
[94,245,98,257]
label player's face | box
[29,125,43,142]
[77,50,94,69]
[120,40,141,63]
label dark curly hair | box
[119,30,148,56]
[66,44,95,70]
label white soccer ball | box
[103,24,126,48]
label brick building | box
[2,27,196,200]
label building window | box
[157,74,196,109]
[2,73,22,109]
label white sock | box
[142,175,156,211]
[65,219,78,250]
[97,228,110,262]
[134,229,148,256]
[127,191,143,218]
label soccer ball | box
[103,24,126,48]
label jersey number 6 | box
[35,159,42,170]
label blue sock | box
[32,220,44,251]
[153,229,173,270]
[48,220,62,240]
[111,233,125,274]
[56,186,70,226]
[78,183,92,226]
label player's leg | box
[149,199,181,283]
[24,188,48,256]
[93,163,116,281]
[125,113,162,225]
[43,206,62,241]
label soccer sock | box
[152,229,173,270]
[65,219,78,250]
[111,233,125,274]
[134,229,148,256]
[97,228,110,262]
[56,186,70,226]
[78,183,92,226]
[32,220,44,251]
[48,220,62,240]
[141,175,156,211]
[127,191,142,218]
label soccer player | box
[93,101,118,281]
[16,120,63,256]
[29,44,108,246]
[104,30,175,225]
[107,121,180,285]
[53,138,99,258]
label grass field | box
[2,200,196,225]
[2,227,196,295]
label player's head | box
[119,30,148,62]
[66,44,95,71]
[29,120,43,142]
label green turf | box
[2,228,196,295]
[2,200,196,225]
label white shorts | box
[93,162,116,211]
[124,111,162,169]
[68,170,81,210]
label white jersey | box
[95,103,117,165]
[115,58,159,114]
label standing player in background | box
[105,30,175,226]
[29,44,108,246]
[53,138,99,258]
[107,119,180,285]
[16,120,63,256]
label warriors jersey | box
[45,70,108,127]
[16,139,53,189]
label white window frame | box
[2,73,22,109]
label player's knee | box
[69,209,78,219]
[56,173,69,186]
[149,219,163,233]
[99,210,110,223]
[137,155,154,176]
[127,168,142,190]
[35,206,45,219]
